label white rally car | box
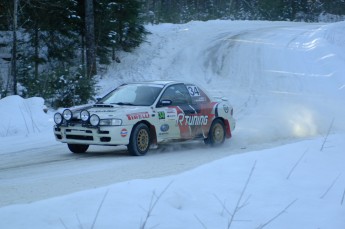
[53,81,235,156]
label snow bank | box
[0,19,345,229]
[0,133,344,229]
[0,95,50,137]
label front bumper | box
[54,124,133,146]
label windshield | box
[98,84,164,106]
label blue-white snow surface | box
[1,20,345,229]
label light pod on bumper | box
[90,114,100,126]
[80,110,90,122]
[63,109,73,121]
[54,113,63,125]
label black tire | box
[204,119,226,146]
[127,123,150,156]
[68,144,89,153]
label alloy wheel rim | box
[213,123,224,143]
[137,129,149,151]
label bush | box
[18,66,96,108]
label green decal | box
[158,111,165,120]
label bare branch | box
[320,173,341,199]
[76,214,84,229]
[286,149,308,180]
[91,189,110,229]
[320,118,335,151]
[256,199,298,229]
[194,214,208,229]
[140,181,173,229]
[228,160,256,229]
[59,218,69,229]
[213,194,233,217]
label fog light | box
[80,110,90,122]
[54,113,63,125]
[63,109,73,121]
[90,114,100,126]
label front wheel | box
[127,123,150,156]
[67,144,89,153]
[204,119,226,146]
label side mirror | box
[158,99,172,107]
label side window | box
[160,84,191,106]
[186,84,210,104]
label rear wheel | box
[67,144,89,154]
[127,123,150,156]
[204,119,226,145]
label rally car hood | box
[84,104,152,123]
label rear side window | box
[186,84,210,104]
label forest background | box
[0,0,344,108]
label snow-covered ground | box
[1,20,345,228]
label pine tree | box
[85,0,97,78]
[322,0,345,16]
[94,0,148,64]
[17,0,80,99]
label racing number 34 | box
[187,86,200,97]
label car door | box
[185,84,217,139]
[156,83,213,140]
[155,83,193,140]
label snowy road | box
[0,138,256,207]
[1,21,345,208]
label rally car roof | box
[126,80,181,86]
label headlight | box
[80,110,90,122]
[63,109,73,121]
[99,119,122,126]
[54,113,63,125]
[90,114,100,126]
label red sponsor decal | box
[126,112,150,120]
[177,114,208,126]
[120,128,128,137]
[175,106,191,139]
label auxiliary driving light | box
[80,110,90,122]
[90,114,100,126]
[54,113,63,125]
[63,109,73,121]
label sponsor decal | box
[166,108,177,119]
[187,85,201,97]
[160,124,169,132]
[120,128,128,137]
[177,113,208,126]
[158,111,165,120]
[127,112,150,120]
[195,97,206,102]
[159,132,169,136]
[223,104,229,113]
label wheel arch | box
[212,117,232,139]
[132,120,157,146]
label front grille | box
[66,129,93,134]
[67,119,83,125]
[66,135,94,141]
